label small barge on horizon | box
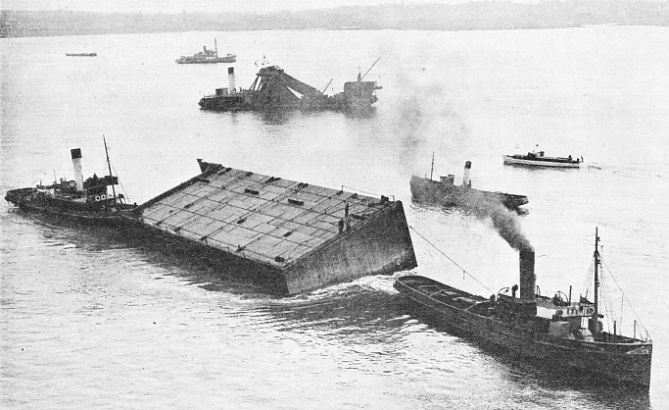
[394,229,652,389]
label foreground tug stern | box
[394,229,652,388]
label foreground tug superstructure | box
[394,230,652,388]
[129,160,416,295]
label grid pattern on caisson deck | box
[139,166,388,268]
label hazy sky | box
[2,0,528,14]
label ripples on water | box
[2,27,669,409]
[0,209,653,409]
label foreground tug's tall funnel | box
[70,148,84,191]
[462,161,472,187]
[519,247,536,302]
[228,67,236,92]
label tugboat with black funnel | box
[394,228,652,389]
[4,137,137,224]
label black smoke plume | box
[435,189,533,251]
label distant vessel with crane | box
[198,59,382,113]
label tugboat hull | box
[5,188,135,225]
[410,176,528,210]
[176,56,236,64]
[394,275,652,389]
[503,152,582,168]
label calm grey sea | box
[1,27,668,409]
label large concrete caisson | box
[132,160,416,295]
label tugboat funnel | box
[70,148,84,191]
[462,161,472,187]
[519,248,535,301]
[228,67,236,93]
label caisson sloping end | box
[129,160,416,295]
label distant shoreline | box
[2,1,668,38]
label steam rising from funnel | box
[387,69,470,176]
[384,56,532,253]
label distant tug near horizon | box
[410,159,528,210]
[394,229,652,388]
[175,38,236,64]
[4,138,136,223]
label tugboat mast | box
[360,57,380,81]
[103,136,117,204]
[591,227,601,337]
[430,151,435,181]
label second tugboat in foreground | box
[4,137,137,224]
[394,229,652,388]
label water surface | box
[1,27,668,409]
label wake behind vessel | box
[411,159,528,210]
[394,229,652,388]
[176,38,236,64]
[4,137,136,224]
[199,60,381,114]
